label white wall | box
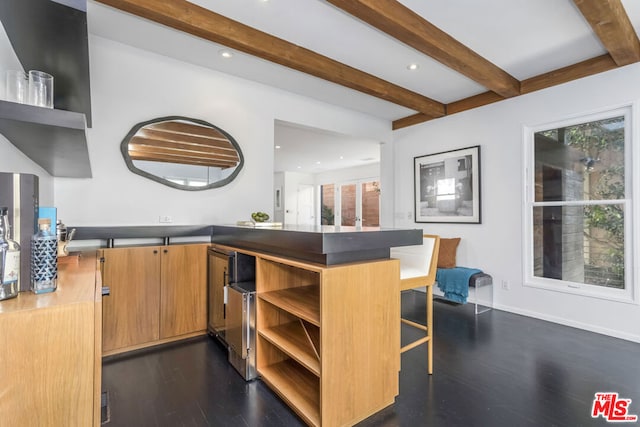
[389,62,640,342]
[0,136,54,205]
[314,162,379,186]
[53,36,391,226]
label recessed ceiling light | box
[407,63,419,71]
[339,156,344,159]
[219,49,233,59]
[316,161,321,165]
[275,145,281,149]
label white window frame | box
[522,104,638,304]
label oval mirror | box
[120,116,244,190]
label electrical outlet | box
[159,215,173,223]
[501,280,510,290]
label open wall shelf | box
[0,100,90,177]
[0,0,92,178]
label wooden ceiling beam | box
[572,0,640,66]
[96,0,445,117]
[147,121,230,141]
[138,129,237,151]
[130,136,240,160]
[129,143,239,166]
[393,54,620,130]
[129,151,237,168]
[327,0,521,98]
[520,54,618,94]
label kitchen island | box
[211,225,421,426]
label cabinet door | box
[160,244,207,338]
[208,250,228,334]
[102,247,161,352]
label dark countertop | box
[70,225,213,241]
[69,224,423,265]
[211,224,422,265]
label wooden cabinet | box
[160,244,207,338]
[102,246,161,352]
[101,243,208,355]
[0,252,102,426]
[255,253,400,427]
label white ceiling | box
[273,121,380,173]
[86,0,640,172]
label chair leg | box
[427,284,433,374]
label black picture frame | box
[414,145,481,223]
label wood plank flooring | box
[101,291,640,426]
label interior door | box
[297,184,315,226]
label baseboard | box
[492,303,640,344]
[413,287,639,343]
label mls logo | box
[592,392,638,422]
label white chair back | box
[391,235,437,280]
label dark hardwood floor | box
[102,291,640,426]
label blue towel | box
[436,267,483,304]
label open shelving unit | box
[255,254,401,427]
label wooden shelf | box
[254,252,400,426]
[259,321,320,376]
[259,360,320,427]
[259,286,320,326]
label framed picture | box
[414,145,481,223]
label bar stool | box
[390,234,440,374]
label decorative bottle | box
[0,207,20,301]
[31,218,57,294]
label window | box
[524,106,635,302]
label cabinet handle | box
[153,250,158,254]
[163,249,168,254]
